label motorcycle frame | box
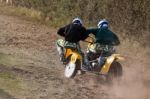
[62,37,124,75]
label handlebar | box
[83,40,93,44]
[83,36,95,44]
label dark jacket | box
[57,23,88,43]
[86,27,120,45]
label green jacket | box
[86,27,120,46]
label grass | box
[0,3,69,27]
[0,3,42,23]
[0,71,28,97]
[0,55,32,99]
[0,53,30,97]
[0,53,16,66]
[0,53,24,67]
[0,72,21,92]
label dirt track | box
[0,14,150,99]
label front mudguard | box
[100,54,124,75]
[70,52,82,64]
[64,52,82,78]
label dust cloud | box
[107,52,150,99]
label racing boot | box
[98,57,105,67]
[82,58,92,71]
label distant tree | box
[0,0,12,5]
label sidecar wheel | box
[65,62,77,78]
[107,61,123,82]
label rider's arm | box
[80,27,89,40]
[57,26,66,37]
[86,28,98,35]
[112,33,120,45]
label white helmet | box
[97,19,108,28]
[72,17,83,25]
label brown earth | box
[0,14,150,99]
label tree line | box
[1,0,150,42]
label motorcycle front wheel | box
[64,61,77,78]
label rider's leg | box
[98,56,105,67]
[56,45,65,61]
[56,39,65,62]
[76,44,91,71]
[80,51,92,71]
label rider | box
[56,17,91,70]
[86,19,120,66]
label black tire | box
[71,60,82,78]
[106,61,123,82]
